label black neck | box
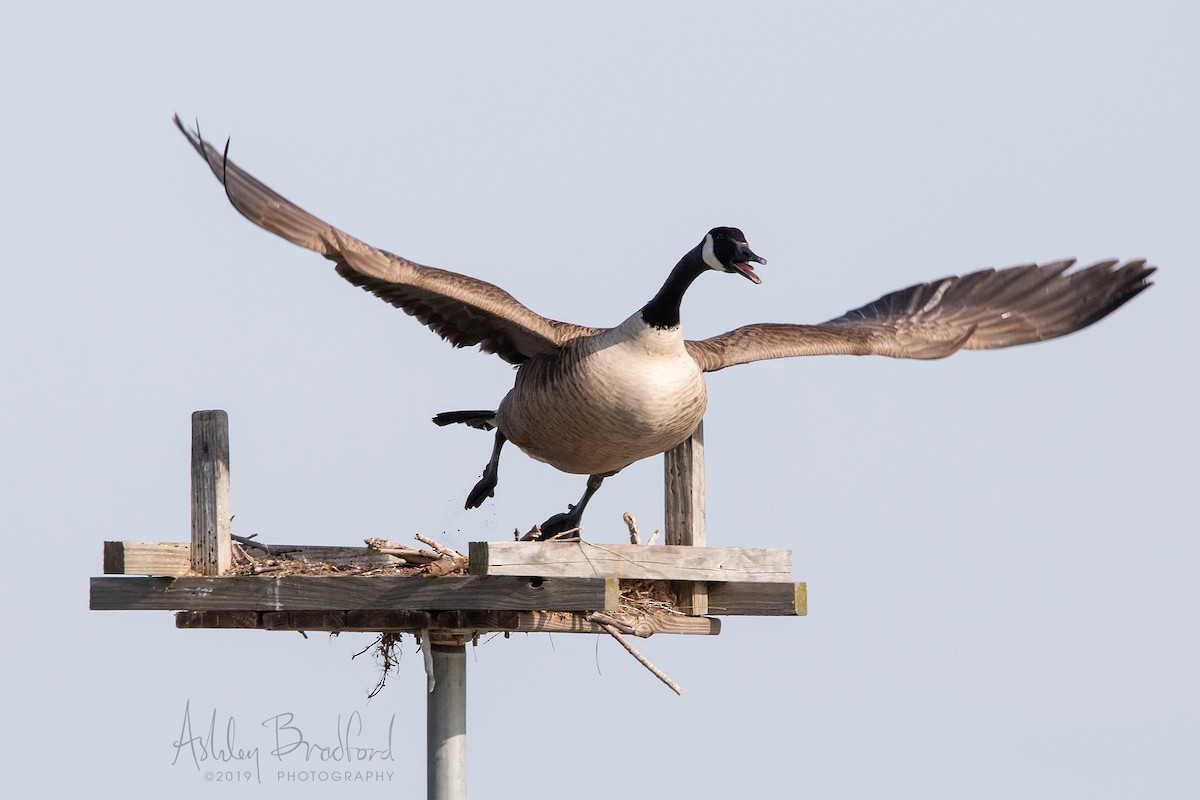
[641,244,706,329]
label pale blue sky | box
[2,3,1196,797]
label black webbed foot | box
[530,473,607,541]
[464,464,498,509]
[535,505,584,540]
[463,429,507,510]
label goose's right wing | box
[687,259,1155,372]
[176,116,600,365]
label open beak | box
[732,244,767,284]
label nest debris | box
[227,518,689,695]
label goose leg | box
[536,474,607,540]
[465,430,507,509]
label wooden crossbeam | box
[175,609,723,636]
[104,541,191,575]
[707,582,807,616]
[90,575,620,612]
[469,541,791,583]
[104,540,795,585]
[102,540,401,576]
[92,575,802,616]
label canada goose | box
[175,117,1155,538]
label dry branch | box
[414,534,461,558]
[230,532,299,556]
[407,534,468,576]
[421,556,468,577]
[351,633,402,699]
[624,513,641,545]
[364,537,441,563]
[595,621,682,696]
[587,611,657,638]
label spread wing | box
[175,116,600,365]
[686,259,1154,372]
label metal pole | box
[427,642,466,800]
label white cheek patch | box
[701,233,726,271]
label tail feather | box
[432,410,497,431]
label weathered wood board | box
[103,540,402,576]
[190,410,231,576]
[706,582,807,616]
[90,575,619,612]
[176,609,723,635]
[469,541,792,582]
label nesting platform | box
[92,539,806,638]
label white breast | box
[497,313,708,475]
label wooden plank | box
[177,610,437,630]
[191,410,232,576]
[175,610,261,629]
[347,610,437,629]
[105,541,190,575]
[409,611,720,636]
[706,581,807,616]
[174,609,721,635]
[469,541,791,582]
[91,575,620,612]
[664,421,708,614]
[664,422,705,546]
[102,540,403,576]
[261,611,349,631]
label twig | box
[418,550,468,574]
[230,532,266,551]
[624,595,685,617]
[230,533,301,556]
[587,612,654,638]
[352,633,402,699]
[364,537,441,563]
[367,534,465,573]
[231,541,252,565]
[598,611,655,637]
[414,533,463,558]
[588,611,637,635]
[595,622,681,695]
[624,512,641,545]
[421,556,468,577]
[621,513,660,547]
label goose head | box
[701,226,767,284]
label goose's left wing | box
[175,116,600,365]
[686,260,1154,372]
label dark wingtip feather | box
[1067,259,1156,332]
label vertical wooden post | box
[428,643,467,800]
[191,410,231,576]
[664,420,707,615]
